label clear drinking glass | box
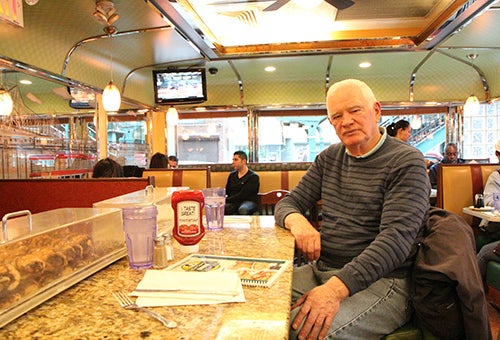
[122,205,157,269]
[202,188,226,231]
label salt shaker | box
[153,236,168,269]
[164,233,174,261]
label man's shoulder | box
[247,169,259,177]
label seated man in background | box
[428,142,465,188]
[224,150,260,215]
[168,155,179,168]
[275,79,430,339]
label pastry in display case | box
[0,207,125,327]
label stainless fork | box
[112,290,177,328]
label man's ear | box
[373,102,382,121]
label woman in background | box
[92,158,124,178]
[149,152,168,168]
[387,119,411,143]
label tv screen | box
[68,87,96,109]
[153,68,207,104]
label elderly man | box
[275,79,430,339]
[428,142,465,189]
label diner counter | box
[0,216,295,339]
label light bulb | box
[464,95,480,115]
[0,90,13,116]
[411,115,422,129]
[166,107,179,126]
[102,81,121,112]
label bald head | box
[327,79,376,105]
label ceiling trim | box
[147,0,218,59]
[61,26,172,76]
[419,0,497,49]
[0,55,152,111]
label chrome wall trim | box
[436,49,490,100]
[0,55,152,110]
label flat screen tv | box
[153,68,207,105]
[68,87,96,109]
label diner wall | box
[2,1,500,115]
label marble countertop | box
[0,216,295,339]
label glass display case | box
[0,207,124,327]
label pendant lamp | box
[102,26,121,112]
[166,106,179,126]
[464,94,480,116]
[463,53,481,115]
[0,88,13,116]
[102,81,121,112]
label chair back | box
[258,190,290,215]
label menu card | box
[165,254,290,288]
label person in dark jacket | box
[428,142,466,188]
[149,152,168,168]
[413,207,491,339]
[92,158,124,178]
[224,151,259,215]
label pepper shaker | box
[153,235,168,269]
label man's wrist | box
[325,276,350,300]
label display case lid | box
[93,186,189,208]
[1,208,121,244]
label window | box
[177,117,249,164]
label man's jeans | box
[290,261,412,340]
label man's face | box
[444,148,458,163]
[232,155,245,171]
[327,85,381,155]
[168,159,178,168]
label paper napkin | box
[131,270,245,307]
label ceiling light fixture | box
[464,53,480,115]
[265,66,276,72]
[25,0,39,5]
[101,19,121,112]
[410,115,422,130]
[0,71,13,116]
[359,62,371,68]
[166,106,179,126]
[0,88,13,116]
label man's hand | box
[285,213,321,262]
[291,277,350,340]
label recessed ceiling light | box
[20,79,32,85]
[265,66,276,72]
[359,62,371,68]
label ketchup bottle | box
[171,190,205,253]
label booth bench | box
[0,178,151,219]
